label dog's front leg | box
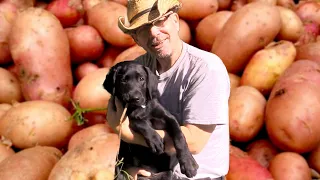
[129,120,164,154]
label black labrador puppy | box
[103,61,198,180]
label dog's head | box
[103,61,159,107]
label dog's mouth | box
[121,94,146,108]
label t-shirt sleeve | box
[182,64,230,125]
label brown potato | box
[48,133,119,180]
[217,0,232,10]
[266,60,320,153]
[268,152,311,180]
[229,86,266,142]
[240,40,296,96]
[308,144,320,174]
[0,100,76,149]
[211,2,281,74]
[96,46,124,68]
[0,142,15,164]
[228,73,241,91]
[296,41,320,64]
[0,146,62,180]
[276,6,303,42]
[9,8,73,107]
[247,0,277,5]
[74,62,99,82]
[113,45,146,65]
[179,19,192,44]
[72,68,111,115]
[276,0,295,10]
[178,0,219,20]
[0,68,23,104]
[0,103,12,119]
[86,1,135,47]
[195,11,233,52]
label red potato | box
[195,11,233,52]
[228,86,266,142]
[296,40,320,64]
[228,73,241,91]
[295,1,320,25]
[0,100,76,149]
[2,0,35,10]
[65,25,104,64]
[266,60,320,153]
[226,145,273,180]
[96,46,124,68]
[240,41,296,96]
[230,0,248,11]
[48,133,119,180]
[0,146,62,180]
[217,0,232,10]
[179,19,192,44]
[308,144,320,173]
[247,0,277,5]
[277,0,295,9]
[113,45,146,65]
[9,8,73,107]
[46,0,84,27]
[178,0,219,20]
[0,103,12,119]
[0,2,17,65]
[246,139,280,168]
[0,142,15,164]
[295,21,320,46]
[68,123,114,150]
[72,68,111,115]
[83,0,106,11]
[0,68,23,104]
[35,1,48,9]
[83,112,112,126]
[74,62,99,82]
[276,6,303,42]
[86,1,135,47]
[211,2,281,74]
[268,152,311,180]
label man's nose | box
[149,25,160,37]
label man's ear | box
[172,13,180,31]
[103,65,118,95]
[143,66,159,100]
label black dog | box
[103,61,198,180]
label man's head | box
[118,0,182,60]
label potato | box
[276,0,295,9]
[0,142,15,164]
[2,0,35,10]
[247,0,277,5]
[0,146,62,180]
[74,62,99,82]
[276,6,303,42]
[229,86,266,142]
[0,103,12,119]
[230,0,248,11]
[295,1,320,25]
[96,46,124,68]
[0,68,23,104]
[265,60,320,153]
[246,139,280,168]
[46,0,84,28]
[211,2,281,74]
[240,40,296,96]
[48,133,119,180]
[296,41,320,64]
[0,2,17,65]
[226,145,273,180]
[65,25,104,64]
[83,112,113,127]
[0,100,76,149]
[217,0,232,10]
[83,0,106,11]
[195,11,233,52]
[9,7,73,107]
[228,73,241,91]
[268,152,311,180]
[72,68,111,115]
[113,45,146,65]
[178,0,219,20]
[68,123,113,150]
[110,0,127,6]
[308,144,320,173]
[86,1,135,47]
[179,19,192,44]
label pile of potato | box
[0,0,320,179]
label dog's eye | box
[139,77,144,81]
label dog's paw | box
[146,134,164,154]
[179,152,199,178]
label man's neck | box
[157,40,183,74]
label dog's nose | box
[131,97,140,102]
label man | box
[107,0,230,179]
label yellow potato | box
[240,40,296,96]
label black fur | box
[103,61,198,180]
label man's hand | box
[126,167,151,180]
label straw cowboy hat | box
[118,0,182,33]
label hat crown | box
[127,0,158,22]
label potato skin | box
[211,2,281,74]
[0,146,62,180]
[9,7,73,107]
[265,60,320,153]
[0,68,23,104]
[0,100,75,149]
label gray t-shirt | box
[136,42,230,179]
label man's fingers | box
[137,169,151,177]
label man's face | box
[130,11,180,59]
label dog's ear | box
[143,66,159,100]
[103,65,119,95]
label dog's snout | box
[131,96,140,102]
